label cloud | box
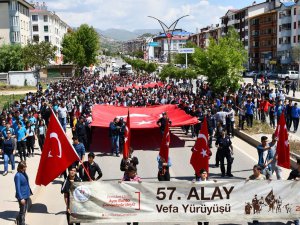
[45,0,233,32]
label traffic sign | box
[178,48,195,54]
[148,42,161,47]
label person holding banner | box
[157,155,172,181]
[288,158,300,225]
[120,148,139,176]
[61,166,82,225]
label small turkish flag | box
[159,119,170,162]
[35,110,80,186]
[190,117,210,176]
[276,113,290,169]
[123,110,131,159]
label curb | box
[234,128,300,170]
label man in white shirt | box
[57,102,68,132]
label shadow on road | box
[29,203,49,214]
[0,210,18,222]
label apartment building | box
[221,8,249,50]
[0,0,34,46]
[30,2,70,64]
[277,1,300,70]
[189,25,221,49]
[249,11,277,71]
[152,29,191,61]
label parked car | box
[265,71,278,79]
[278,70,299,80]
[245,71,258,77]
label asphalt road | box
[25,127,292,225]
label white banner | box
[70,180,300,223]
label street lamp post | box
[148,15,189,64]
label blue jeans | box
[295,219,299,225]
[4,153,15,172]
[111,135,119,154]
[59,117,67,132]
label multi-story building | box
[0,0,34,46]
[152,29,191,61]
[30,2,70,64]
[221,8,249,50]
[277,1,300,70]
[249,11,278,71]
[189,25,221,49]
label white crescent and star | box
[48,132,62,158]
[201,149,208,158]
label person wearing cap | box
[61,166,82,225]
[157,112,172,135]
[72,136,85,167]
[78,152,102,181]
[215,130,234,177]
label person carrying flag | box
[157,155,172,181]
[157,112,172,135]
[78,152,102,181]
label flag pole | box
[50,108,93,181]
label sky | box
[44,0,266,32]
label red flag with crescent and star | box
[35,110,80,186]
[276,113,290,169]
[123,110,131,159]
[190,117,210,176]
[159,119,170,162]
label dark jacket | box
[79,161,102,181]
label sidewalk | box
[0,126,73,225]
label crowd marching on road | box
[0,63,300,225]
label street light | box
[148,15,189,64]
[34,65,41,91]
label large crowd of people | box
[0,64,300,225]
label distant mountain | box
[96,28,161,41]
[133,29,161,36]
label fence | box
[0,73,8,84]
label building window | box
[32,15,38,21]
[44,15,48,22]
[33,35,39,42]
[294,22,297,29]
[44,26,48,32]
[11,0,17,10]
[33,25,39,32]
[279,38,283,44]
[11,16,19,27]
[44,36,49,42]
[294,8,297,15]
[294,36,296,43]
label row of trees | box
[160,28,247,94]
[0,42,56,72]
[123,57,158,74]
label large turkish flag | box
[35,110,80,186]
[91,105,198,129]
[276,113,290,169]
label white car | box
[245,71,258,77]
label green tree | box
[194,28,247,94]
[62,24,100,69]
[0,44,24,72]
[22,41,57,68]
[145,62,158,74]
